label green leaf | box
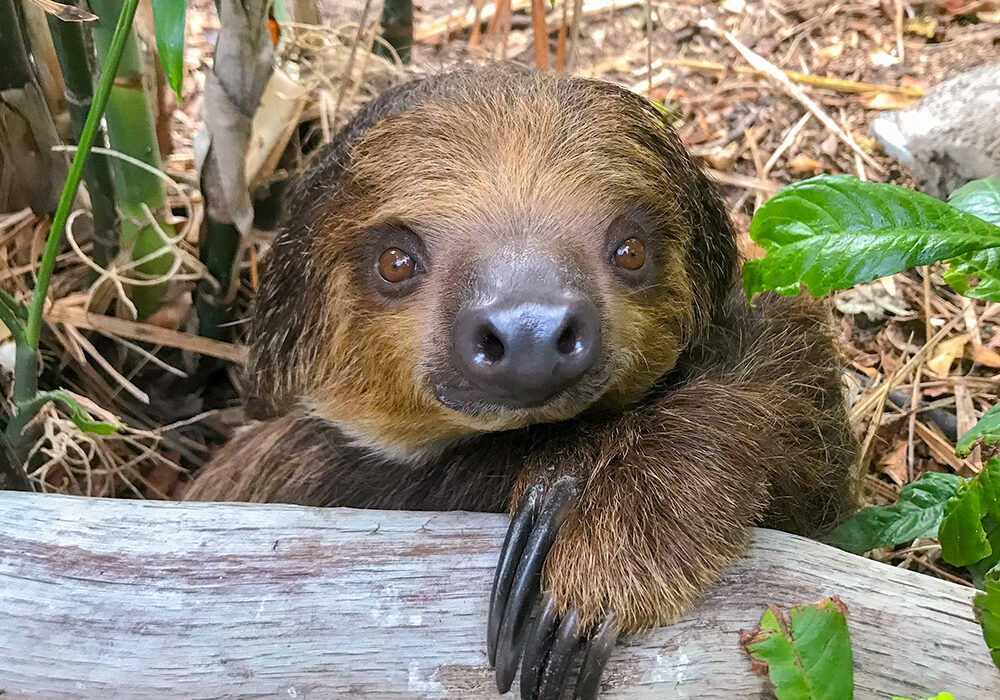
[949,178,1000,226]
[970,517,1000,589]
[29,390,120,436]
[973,566,1000,670]
[742,598,853,700]
[944,248,1000,303]
[957,405,1000,456]
[742,175,1000,300]
[944,181,1000,302]
[826,472,963,554]
[151,0,186,100]
[939,478,991,568]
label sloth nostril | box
[556,322,580,356]
[476,327,505,365]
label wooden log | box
[0,491,996,699]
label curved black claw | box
[521,606,618,700]
[573,614,618,700]
[488,489,541,664]
[490,477,579,693]
[535,609,582,700]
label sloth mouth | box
[429,365,614,425]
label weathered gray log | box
[0,491,995,699]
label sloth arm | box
[508,292,856,633]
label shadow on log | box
[0,491,996,699]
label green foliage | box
[743,174,1000,673]
[29,391,120,436]
[151,0,186,99]
[949,178,1000,225]
[741,598,853,700]
[974,567,1000,668]
[826,473,963,554]
[943,248,1000,303]
[939,459,1000,567]
[956,405,1000,456]
[1,0,138,478]
[742,175,1000,300]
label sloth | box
[187,65,857,699]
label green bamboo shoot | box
[88,0,175,318]
[47,14,120,267]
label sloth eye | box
[614,237,646,270]
[377,247,416,282]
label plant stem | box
[88,0,174,318]
[47,14,120,267]
[25,0,141,355]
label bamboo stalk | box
[6,0,141,485]
[88,0,175,319]
[47,12,120,267]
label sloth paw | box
[486,477,619,700]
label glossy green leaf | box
[944,248,1000,303]
[949,178,1000,226]
[970,517,1000,590]
[742,598,853,700]
[957,405,1000,457]
[940,459,1000,568]
[974,566,1000,670]
[151,0,186,99]
[945,180,1000,301]
[742,175,1000,300]
[826,472,963,554]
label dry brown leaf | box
[968,343,1000,368]
[702,141,741,171]
[27,0,97,21]
[927,333,970,377]
[904,16,938,37]
[787,153,829,174]
[878,439,909,484]
[859,91,918,110]
[816,41,845,60]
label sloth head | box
[250,68,736,459]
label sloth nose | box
[452,296,601,408]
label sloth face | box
[255,71,733,458]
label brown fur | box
[187,66,857,633]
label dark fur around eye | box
[353,221,429,301]
[605,207,666,290]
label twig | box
[529,0,548,69]
[331,0,374,135]
[631,58,924,97]
[762,112,811,176]
[46,303,247,364]
[893,0,905,64]
[699,17,883,173]
[704,168,780,193]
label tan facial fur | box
[254,70,724,460]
